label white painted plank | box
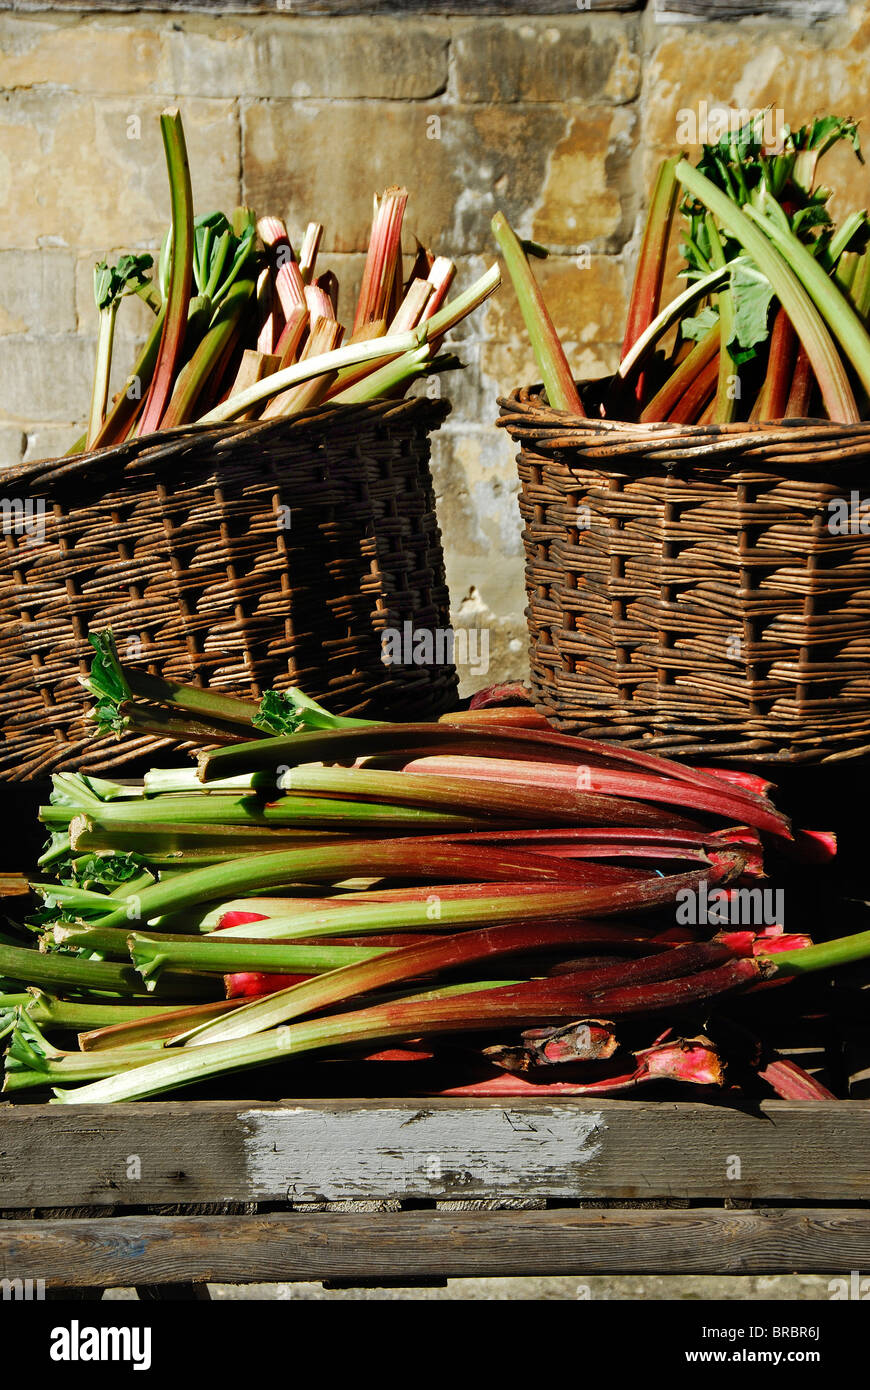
[241,1104,606,1200]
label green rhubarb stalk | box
[0,993,31,1009]
[197,329,420,425]
[84,629,262,734]
[138,109,195,435]
[423,263,500,346]
[252,687,376,737]
[61,841,622,933]
[29,881,124,917]
[78,998,245,1051]
[0,940,149,995]
[24,990,195,1031]
[161,279,255,428]
[89,702,256,745]
[823,210,867,272]
[52,918,399,962]
[67,823,354,859]
[179,866,729,1045]
[331,344,433,404]
[744,194,870,398]
[675,161,859,423]
[621,156,680,401]
[834,251,859,297]
[851,248,870,320]
[705,215,738,424]
[143,768,270,796]
[491,212,582,414]
[4,1039,166,1091]
[87,253,153,448]
[617,264,732,386]
[65,793,495,831]
[129,936,393,984]
[210,890,659,943]
[48,964,753,1105]
[765,929,870,976]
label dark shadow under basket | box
[0,396,457,780]
[499,386,870,765]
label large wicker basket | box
[0,396,457,780]
[499,386,870,764]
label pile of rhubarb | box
[494,112,870,424]
[0,635,865,1104]
[76,108,497,454]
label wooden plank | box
[0,1,641,14]
[654,0,846,19]
[2,1207,869,1284]
[1,1099,868,1208]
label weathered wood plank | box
[2,1208,869,1284]
[1,1099,868,1208]
[654,0,846,19]
[0,1,641,14]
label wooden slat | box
[1,1099,868,1208]
[0,1,641,13]
[2,1208,869,1285]
[655,0,846,18]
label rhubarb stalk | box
[491,212,583,415]
[137,109,195,434]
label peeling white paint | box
[241,1105,607,1202]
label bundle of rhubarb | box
[494,112,870,423]
[75,108,498,454]
[0,632,865,1104]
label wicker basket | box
[0,396,457,780]
[499,386,870,764]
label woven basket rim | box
[499,383,868,437]
[497,385,870,472]
[3,394,452,495]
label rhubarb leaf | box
[253,688,373,736]
[681,306,719,342]
[729,260,776,357]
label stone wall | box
[1,0,867,692]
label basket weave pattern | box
[0,397,456,780]
[500,387,870,763]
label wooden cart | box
[1,1097,869,1296]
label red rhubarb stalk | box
[785,344,815,416]
[753,307,797,421]
[668,354,720,424]
[51,962,764,1104]
[180,871,744,1043]
[640,321,720,423]
[442,1036,724,1097]
[621,157,680,402]
[353,187,408,335]
[199,722,788,831]
[399,755,789,839]
[758,1058,836,1100]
